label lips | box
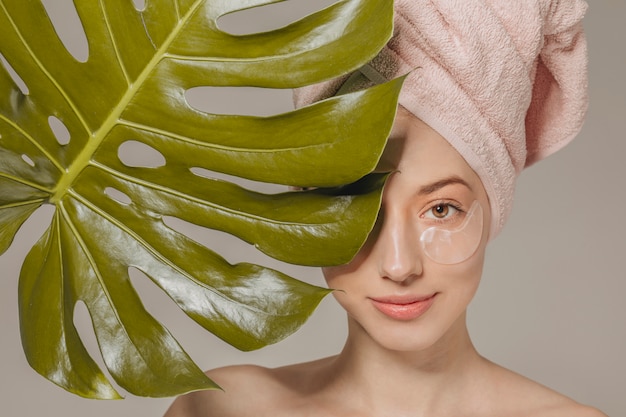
[369,293,437,321]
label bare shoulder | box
[556,403,609,417]
[484,361,608,417]
[162,358,334,417]
[535,401,608,417]
[162,364,280,417]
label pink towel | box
[294,0,588,238]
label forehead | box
[378,107,485,196]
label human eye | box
[421,201,463,222]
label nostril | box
[381,267,418,283]
[379,251,422,282]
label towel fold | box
[294,0,588,237]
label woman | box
[165,1,607,415]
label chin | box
[374,330,446,353]
[349,304,468,354]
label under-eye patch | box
[419,201,484,264]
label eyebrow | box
[417,176,473,196]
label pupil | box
[434,204,448,218]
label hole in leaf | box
[104,187,132,205]
[41,0,89,62]
[217,0,337,35]
[185,86,293,117]
[72,301,110,376]
[48,116,71,145]
[127,267,188,330]
[118,140,166,168]
[190,167,287,194]
[162,215,268,266]
[21,154,35,167]
[161,215,313,274]
[126,267,225,357]
[132,0,146,11]
[0,52,29,95]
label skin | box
[164,108,607,417]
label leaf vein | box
[99,0,131,86]
[174,1,181,21]
[0,114,65,172]
[0,2,91,135]
[164,52,312,63]
[58,201,162,371]
[91,160,338,228]
[119,119,324,153]
[54,0,206,201]
[0,198,45,210]
[67,189,281,318]
[0,171,53,193]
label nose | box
[376,209,423,282]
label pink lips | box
[370,294,437,321]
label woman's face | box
[322,107,491,352]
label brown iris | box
[432,204,449,218]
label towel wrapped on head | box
[294,0,589,238]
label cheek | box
[321,236,375,289]
[443,245,486,303]
[321,264,354,291]
[449,203,490,294]
[321,245,375,300]
[321,266,338,288]
[321,266,361,316]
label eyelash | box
[421,201,464,223]
[374,201,466,227]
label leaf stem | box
[50,1,206,204]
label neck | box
[324,312,486,415]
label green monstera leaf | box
[0,0,401,399]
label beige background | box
[1,1,624,416]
